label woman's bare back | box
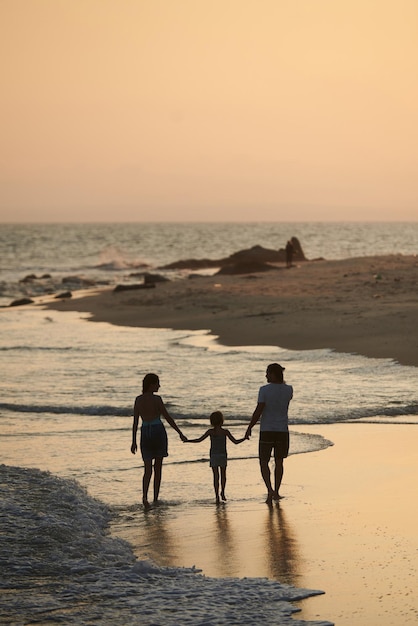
[135,393,162,422]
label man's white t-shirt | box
[258,383,293,432]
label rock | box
[54,291,72,299]
[19,274,37,283]
[216,261,277,275]
[143,273,169,284]
[227,245,283,264]
[62,276,96,286]
[161,258,221,270]
[113,283,156,292]
[9,297,34,307]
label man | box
[285,240,294,268]
[246,363,293,503]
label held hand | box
[131,442,137,454]
[180,432,188,442]
[245,427,252,439]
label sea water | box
[1,222,417,625]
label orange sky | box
[1,0,417,222]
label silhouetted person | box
[285,240,294,268]
[186,410,246,504]
[246,363,293,504]
[131,373,186,509]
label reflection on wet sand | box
[140,505,180,567]
[264,504,300,586]
[211,505,237,577]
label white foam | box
[0,464,333,625]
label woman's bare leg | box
[153,457,163,503]
[143,460,153,508]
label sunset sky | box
[1,0,417,222]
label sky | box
[1,0,418,222]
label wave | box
[0,345,78,352]
[95,245,150,272]
[1,400,417,422]
[0,402,131,417]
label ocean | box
[1,222,417,625]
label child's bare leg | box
[212,467,220,503]
[142,460,153,508]
[220,467,227,500]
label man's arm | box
[245,402,264,439]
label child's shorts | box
[210,453,227,468]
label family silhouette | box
[131,365,293,508]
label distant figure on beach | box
[131,373,187,509]
[245,363,293,504]
[285,240,294,268]
[186,411,247,504]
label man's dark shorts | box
[259,431,289,463]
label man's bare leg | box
[260,459,275,504]
[273,457,284,500]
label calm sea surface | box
[1,222,417,625]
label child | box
[186,411,247,504]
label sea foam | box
[0,464,333,625]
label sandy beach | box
[42,254,418,625]
[44,254,418,367]
[110,423,417,626]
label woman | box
[131,373,186,508]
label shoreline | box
[42,254,418,367]
[111,423,417,626]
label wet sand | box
[112,423,417,626]
[44,254,418,366]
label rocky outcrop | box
[159,237,306,273]
[216,261,277,275]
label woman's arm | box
[131,398,140,454]
[159,397,187,441]
[245,402,264,439]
